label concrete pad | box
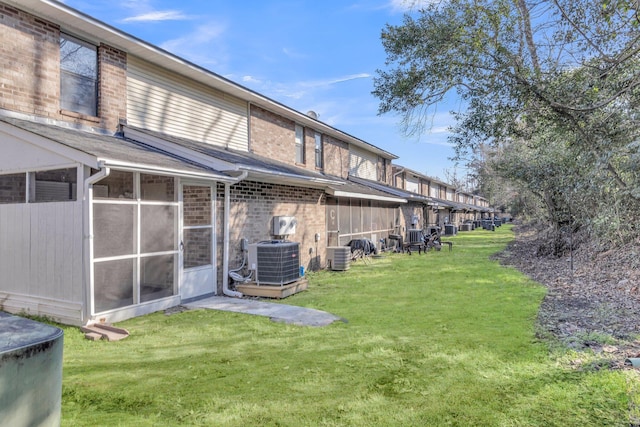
[183,296,345,327]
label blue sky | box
[62,0,465,180]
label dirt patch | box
[496,224,640,369]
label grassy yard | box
[59,225,637,426]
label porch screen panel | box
[326,198,339,247]
[362,200,372,232]
[183,228,212,268]
[93,204,136,258]
[0,174,26,204]
[140,205,176,253]
[182,185,212,269]
[94,259,134,312]
[141,254,175,302]
[350,199,362,234]
[338,199,350,237]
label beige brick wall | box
[0,4,126,131]
[250,105,354,179]
[0,4,59,117]
[215,180,326,291]
[98,44,127,131]
[322,134,349,179]
[250,106,297,165]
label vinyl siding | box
[127,57,249,151]
[406,176,419,193]
[348,145,377,180]
[0,201,83,303]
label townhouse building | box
[0,0,408,324]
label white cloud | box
[159,23,228,66]
[242,75,262,84]
[122,10,190,23]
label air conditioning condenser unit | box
[248,241,300,285]
[326,246,350,271]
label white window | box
[60,33,97,116]
[295,124,305,164]
[315,132,323,168]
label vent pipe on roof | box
[306,110,318,119]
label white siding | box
[0,202,84,304]
[0,136,72,173]
[348,146,377,180]
[406,176,419,193]
[446,188,454,201]
[127,57,249,151]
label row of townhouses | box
[0,0,494,325]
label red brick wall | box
[0,4,126,131]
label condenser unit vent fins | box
[326,246,351,271]
[248,241,300,285]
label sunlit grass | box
[58,225,634,426]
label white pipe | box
[392,167,405,188]
[222,171,248,297]
[82,163,110,323]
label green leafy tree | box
[374,0,640,246]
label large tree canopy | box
[374,0,640,247]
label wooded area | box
[374,0,640,253]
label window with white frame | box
[60,33,98,117]
[0,168,77,204]
[315,131,323,168]
[295,124,305,164]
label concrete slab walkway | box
[183,296,345,327]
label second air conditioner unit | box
[326,246,351,271]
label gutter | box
[392,168,405,188]
[222,171,249,297]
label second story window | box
[295,124,305,164]
[315,132,323,168]
[60,33,98,117]
[379,157,387,182]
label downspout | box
[82,163,110,323]
[222,171,248,297]
[392,168,405,188]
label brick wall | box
[0,4,59,117]
[250,105,354,179]
[0,4,126,131]
[250,106,296,165]
[215,180,326,291]
[322,134,349,179]
[98,44,127,131]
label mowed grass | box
[59,225,635,426]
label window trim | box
[60,32,98,118]
[295,124,305,164]
[315,131,323,169]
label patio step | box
[81,323,129,341]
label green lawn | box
[60,225,636,426]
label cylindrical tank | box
[0,312,63,427]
